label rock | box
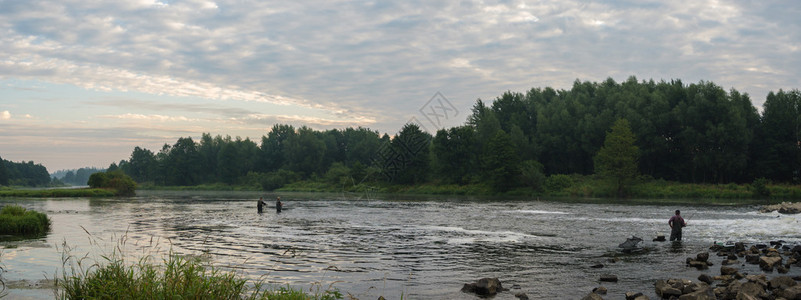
[738,281,768,298]
[760,201,801,214]
[600,274,618,282]
[696,252,710,262]
[766,247,781,257]
[461,277,504,296]
[749,245,760,254]
[678,285,714,300]
[655,280,683,298]
[514,292,529,300]
[590,263,604,269]
[745,274,768,289]
[619,236,643,251]
[698,274,714,285]
[378,297,386,300]
[745,254,760,264]
[776,285,801,299]
[688,260,709,270]
[625,292,649,300]
[592,286,608,295]
[721,266,738,276]
[653,235,666,242]
[769,276,797,290]
[760,256,783,271]
[735,242,746,252]
[581,292,603,300]
[778,265,790,273]
[721,259,738,265]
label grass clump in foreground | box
[0,205,50,235]
[57,238,343,300]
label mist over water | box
[2,192,799,299]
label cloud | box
[0,111,9,120]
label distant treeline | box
[111,77,800,191]
[52,167,105,186]
[0,157,52,187]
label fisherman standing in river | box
[668,209,687,241]
[257,197,266,213]
[276,197,283,213]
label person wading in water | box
[668,209,687,241]
[276,197,283,213]
[257,197,266,213]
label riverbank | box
[145,175,801,204]
[0,187,118,198]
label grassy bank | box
[0,188,118,198]
[0,205,51,235]
[135,175,801,203]
[59,248,342,300]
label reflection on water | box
[1,192,800,299]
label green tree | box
[483,130,520,192]
[753,90,801,182]
[88,170,137,196]
[0,155,9,186]
[594,119,639,197]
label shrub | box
[545,174,574,192]
[752,177,771,198]
[261,169,301,191]
[88,170,137,196]
[0,205,51,235]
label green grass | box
[57,232,344,300]
[0,188,118,198]
[0,205,51,235]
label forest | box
[106,77,800,193]
[0,157,51,187]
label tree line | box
[0,156,51,187]
[108,77,800,191]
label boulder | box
[678,285,714,300]
[600,274,618,282]
[778,265,790,273]
[768,276,797,290]
[592,286,608,295]
[698,274,714,285]
[776,285,801,300]
[461,277,504,296]
[760,201,801,214]
[654,280,683,298]
[721,266,738,276]
[696,252,710,262]
[738,281,767,298]
[745,274,768,289]
[653,235,666,242]
[745,254,761,264]
[721,259,738,265]
[688,260,709,270]
[581,292,603,300]
[514,292,529,300]
[625,292,649,300]
[590,263,604,269]
[760,256,783,271]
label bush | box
[261,169,301,191]
[88,170,137,196]
[752,177,771,198]
[545,174,574,192]
[0,205,51,235]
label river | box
[1,191,800,299]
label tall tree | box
[594,119,639,197]
[0,155,9,186]
[483,130,520,192]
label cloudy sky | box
[1,0,799,172]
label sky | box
[1,0,800,172]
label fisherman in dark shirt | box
[257,197,266,213]
[276,196,283,213]
[668,209,687,241]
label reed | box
[56,230,343,300]
[0,205,51,235]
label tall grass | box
[56,230,343,300]
[0,205,51,235]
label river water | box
[1,191,800,299]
